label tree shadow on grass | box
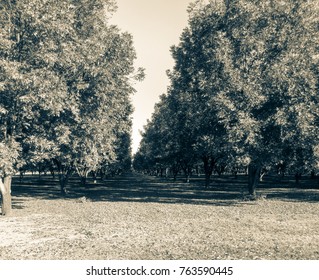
[12,176,64,198]
[10,173,319,208]
[264,188,319,203]
[12,197,25,210]
[71,174,242,206]
[257,174,319,203]
[11,173,242,207]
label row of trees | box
[0,0,143,215]
[133,0,319,195]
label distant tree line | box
[133,0,319,195]
[0,0,144,215]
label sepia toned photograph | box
[1,0,319,261]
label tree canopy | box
[134,0,319,194]
[0,0,143,215]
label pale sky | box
[110,0,193,154]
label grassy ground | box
[1,172,319,260]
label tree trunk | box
[80,176,87,188]
[248,164,261,196]
[172,164,179,181]
[205,172,211,188]
[59,175,66,195]
[259,169,266,182]
[173,172,177,181]
[38,166,42,179]
[165,168,169,178]
[0,175,12,216]
[295,172,302,186]
[216,164,225,177]
[50,167,55,179]
[203,156,215,188]
[59,173,70,196]
[19,171,24,182]
[183,167,191,183]
[160,168,164,177]
[92,171,97,183]
[203,157,211,188]
[185,173,190,183]
[232,168,238,179]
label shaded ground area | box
[1,172,319,260]
[11,172,242,207]
[11,172,319,206]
